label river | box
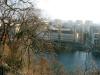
[57,51,100,71]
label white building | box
[39,24,75,42]
[90,26,100,46]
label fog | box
[37,0,100,23]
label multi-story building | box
[84,20,93,33]
[43,20,85,43]
[49,27,74,42]
[74,20,84,44]
[90,25,100,49]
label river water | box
[57,51,100,71]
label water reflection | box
[57,51,100,71]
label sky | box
[37,0,100,23]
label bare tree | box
[0,0,62,75]
[0,0,48,74]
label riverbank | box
[53,41,84,53]
[54,45,84,54]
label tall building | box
[90,25,100,49]
[74,20,84,44]
[84,20,93,33]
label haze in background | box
[37,0,100,23]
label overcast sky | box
[37,0,100,23]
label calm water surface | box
[57,51,100,71]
